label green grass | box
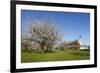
[21,49,90,63]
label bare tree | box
[25,19,61,53]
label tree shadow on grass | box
[23,50,56,54]
[45,50,56,53]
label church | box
[56,35,89,50]
[67,35,89,50]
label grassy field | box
[21,49,90,63]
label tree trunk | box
[40,41,45,53]
[25,46,28,51]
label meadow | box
[21,49,90,63]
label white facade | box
[80,46,89,49]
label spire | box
[79,35,82,40]
[78,35,82,45]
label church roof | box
[68,40,81,46]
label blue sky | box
[21,10,90,45]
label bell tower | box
[78,35,82,46]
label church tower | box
[78,35,82,46]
